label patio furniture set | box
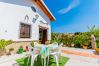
[25,42,63,66]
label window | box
[31,6,36,12]
[20,23,31,38]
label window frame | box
[19,23,31,38]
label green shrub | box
[51,32,91,48]
[96,41,99,48]
[31,41,35,47]
[6,40,13,45]
[73,34,90,48]
[17,46,24,54]
[0,39,5,48]
[0,39,13,49]
[51,32,62,43]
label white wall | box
[0,0,51,23]
[0,1,51,41]
[0,0,33,7]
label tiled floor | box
[62,53,99,66]
[61,47,99,66]
[62,47,99,59]
[0,47,99,66]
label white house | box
[0,0,55,44]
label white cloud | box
[58,0,80,14]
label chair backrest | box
[49,42,58,53]
[28,44,33,53]
[53,42,58,45]
[33,42,41,54]
[58,43,63,48]
[50,43,63,54]
[52,42,58,48]
[28,42,39,55]
[58,43,63,54]
[34,42,38,46]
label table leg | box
[44,58,46,66]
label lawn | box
[16,55,69,66]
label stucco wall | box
[0,1,51,41]
[0,0,33,7]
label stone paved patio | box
[0,47,99,66]
[62,47,99,59]
[61,47,99,66]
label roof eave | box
[34,0,56,22]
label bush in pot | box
[82,43,88,49]
[17,46,24,54]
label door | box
[39,28,48,44]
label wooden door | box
[42,29,47,44]
[39,28,47,44]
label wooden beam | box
[33,0,55,21]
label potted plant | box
[31,41,35,47]
[71,43,75,47]
[17,46,24,54]
[95,48,99,54]
[82,43,88,49]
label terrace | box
[0,0,99,66]
[0,42,69,66]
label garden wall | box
[5,42,31,53]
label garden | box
[0,40,69,66]
[0,26,99,56]
[0,26,99,66]
[51,26,99,53]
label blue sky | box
[44,0,99,33]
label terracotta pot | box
[95,51,99,55]
[71,44,75,47]
[95,48,99,55]
[82,45,87,49]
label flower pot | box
[82,45,87,49]
[95,48,99,54]
[71,44,75,47]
